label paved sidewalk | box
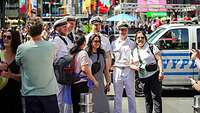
[109,97,193,113]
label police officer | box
[111,20,137,113]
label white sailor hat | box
[53,18,68,29]
[117,20,129,29]
[63,16,76,21]
[90,16,103,24]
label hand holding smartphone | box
[187,76,196,85]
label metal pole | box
[96,0,98,15]
[193,95,200,113]
[79,93,94,113]
[0,0,6,28]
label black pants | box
[71,82,89,113]
[0,96,23,113]
[24,94,59,113]
[140,71,162,113]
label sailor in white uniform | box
[111,20,137,113]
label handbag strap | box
[97,53,100,62]
[148,44,157,63]
[136,47,143,64]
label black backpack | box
[53,54,81,85]
[51,33,80,85]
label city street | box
[107,84,196,113]
[109,97,194,113]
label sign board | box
[146,12,167,17]
[137,0,167,12]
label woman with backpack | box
[86,33,111,113]
[70,34,99,113]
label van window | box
[148,27,166,42]
[156,28,189,50]
[197,29,200,49]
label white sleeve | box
[195,58,200,70]
[105,38,112,53]
[50,36,63,60]
[79,51,90,66]
[132,48,139,63]
[153,45,160,54]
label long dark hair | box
[86,34,105,57]
[2,29,21,54]
[69,34,86,55]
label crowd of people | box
[0,14,199,113]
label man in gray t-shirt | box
[16,17,59,113]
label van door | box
[155,28,194,87]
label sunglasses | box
[93,40,100,43]
[3,35,12,40]
[136,36,145,39]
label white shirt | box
[86,32,111,53]
[111,37,136,80]
[132,43,160,78]
[50,34,74,61]
[111,37,136,67]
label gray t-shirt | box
[16,40,58,96]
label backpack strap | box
[58,35,68,46]
[67,32,75,43]
[49,32,68,46]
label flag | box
[19,0,26,14]
[27,0,32,17]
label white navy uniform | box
[50,34,74,113]
[111,37,137,113]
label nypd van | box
[135,23,200,96]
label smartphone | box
[192,43,196,50]
[190,43,197,58]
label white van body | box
[148,24,200,89]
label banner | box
[137,0,167,12]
